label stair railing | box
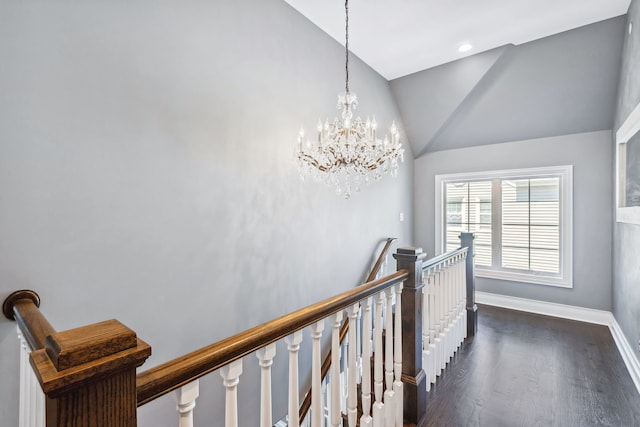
[298,237,396,424]
[421,231,477,393]
[3,235,477,427]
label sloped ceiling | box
[390,17,626,157]
[284,0,630,80]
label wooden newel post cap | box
[393,247,426,262]
[3,289,40,320]
[30,319,151,397]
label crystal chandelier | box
[296,0,404,199]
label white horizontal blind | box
[445,181,492,267]
[502,178,560,274]
[441,168,569,286]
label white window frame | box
[616,100,640,224]
[435,165,573,288]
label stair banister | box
[135,269,409,406]
[298,237,396,422]
[4,239,474,426]
[3,290,151,427]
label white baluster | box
[462,253,468,340]
[17,328,26,427]
[341,336,348,415]
[286,331,303,427]
[174,380,199,427]
[449,258,457,358]
[433,266,443,377]
[310,320,325,427]
[360,297,373,427]
[35,377,44,427]
[384,288,396,426]
[29,356,38,427]
[356,305,363,385]
[20,327,31,427]
[256,343,277,427]
[456,255,464,348]
[330,312,343,427]
[347,303,359,427]
[422,271,431,391]
[439,264,448,373]
[443,260,452,364]
[220,359,243,427]
[373,291,385,426]
[427,269,437,386]
[394,283,404,427]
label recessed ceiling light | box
[458,43,473,53]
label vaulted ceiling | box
[284,0,630,80]
[391,17,625,155]
[285,1,630,157]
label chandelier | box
[296,0,404,199]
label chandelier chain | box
[344,0,349,94]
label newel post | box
[393,247,426,426]
[32,320,151,427]
[460,232,478,336]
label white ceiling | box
[284,0,631,80]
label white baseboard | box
[610,316,640,394]
[475,291,640,395]
[475,291,612,325]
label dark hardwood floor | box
[422,305,640,427]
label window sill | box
[476,268,573,288]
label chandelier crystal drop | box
[295,0,404,199]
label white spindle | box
[310,320,325,427]
[330,312,343,427]
[356,305,362,385]
[439,264,448,372]
[394,283,404,427]
[18,328,26,427]
[422,272,430,391]
[174,380,199,427]
[286,331,303,427]
[443,259,453,364]
[29,360,37,427]
[462,253,468,340]
[456,255,465,347]
[428,269,437,385]
[256,343,277,427]
[372,291,385,426]
[220,359,243,427]
[347,303,359,427]
[433,266,442,377]
[360,297,373,427]
[384,288,396,426]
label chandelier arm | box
[298,154,330,173]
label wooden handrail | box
[136,269,409,406]
[298,237,396,421]
[2,289,55,350]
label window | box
[435,166,572,288]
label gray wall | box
[391,17,624,156]
[0,1,414,425]
[414,130,613,310]
[614,0,640,363]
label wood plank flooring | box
[421,304,640,427]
